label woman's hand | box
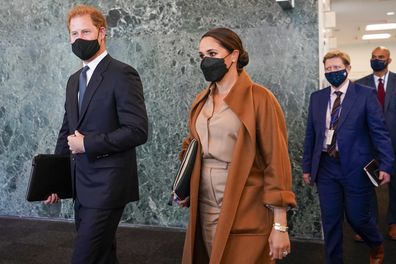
[175,196,190,208]
[268,228,291,260]
[268,207,290,260]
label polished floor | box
[0,185,395,263]
[0,216,395,264]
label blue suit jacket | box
[302,81,394,183]
[55,55,148,209]
[356,71,396,159]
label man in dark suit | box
[302,50,394,264]
[44,4,148,263]
[356,46,396,241]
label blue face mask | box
[370,59,388,72]
[325,69,348,87]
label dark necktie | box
[377,78,385,110]
[78,66,90,113]
[327,91,343,157]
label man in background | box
[45,4,148,263]
[303,50,394,264]
[356,46,396,241]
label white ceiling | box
[331,0,396,46]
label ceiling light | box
[365,23,396,31]
[362,33,391,40]
[387,12,395,16]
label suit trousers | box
[199,159,229,257]
[388,171,396,224]
[368,162,396,226]
[316,153,383,264]
[72,198,125,264]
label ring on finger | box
[282,251,288,257]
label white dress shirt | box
[83,50,108,85]
[373,71,389,92]
[77,51,108,101]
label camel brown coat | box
[180,71,297,264]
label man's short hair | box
[67,4,107,32]
[323,50,351,66]
[372,46,391,57]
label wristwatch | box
[273,222,288,232]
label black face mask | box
[325,69,348,87]
[72,38,100,61]
[370,59,388,72]
[200,53,232,82]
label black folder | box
[364,159,381,187]
[169,138,198,204]
[26,154,72,202]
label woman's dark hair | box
[202,28,249,73]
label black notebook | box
[26,154,72,202]
[169,138,198,204]
[364,159,381,187]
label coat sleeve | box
[256,90,297,208]
[54,104,71,155]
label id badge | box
[326,129,334,145]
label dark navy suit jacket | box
[356,71,396,164]
[55,54,148,209]
[302,81,394,183]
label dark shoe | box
[354,234,364,242]
[369,243,384,264]
[388,224,396,240]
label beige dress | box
[195,88,242,256]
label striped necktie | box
[327,91,343,157]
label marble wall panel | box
[0,0,321,239]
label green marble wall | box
[0,0,321,239]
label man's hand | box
[43,193,60,204]
[67,130,85,154]
[303,173,314,186]
[379,171,391,185]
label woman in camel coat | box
[176,28,297,264]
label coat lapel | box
[210,71,257,263]
[77,55,111,127]
[368,74,376,88]
[184,86,210,262]
[66,73,80,131]
[189,87,211,139]
[224,72,256,142]
[337,81,357,130]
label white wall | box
[338,42,396,81]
